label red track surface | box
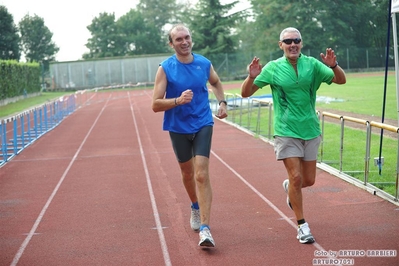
[1,89,398,266]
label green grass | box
[0,92,72,118]
[317,72,397,120]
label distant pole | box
[378,0,393,175]
[393,11,399,126]
[388,1,399,126]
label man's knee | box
[290,173,303,189]
[195,170,210,183]
[302,177,315,188]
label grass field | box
[317,72,397,121]
[0,92,71,118]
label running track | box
[0,89,398,266]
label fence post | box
[346,48,350,70]
[20,115,25,149]
[268,103,273,139]
[236,94,243,126]
[12,117,18,155]
[27,112,32,142]
[396,132,399,201]
[364,122,372,184]
[0,121,7,163]
[340,117,345,172]
[256,104,261,135]
[247,99,252,130]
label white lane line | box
[211,150,334,258]
[128,92,171,266]
[10,95,111,266]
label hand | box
[247,57,262,78]
[320,48,337,67]
[215,103,228,119]
[177,89,193,105]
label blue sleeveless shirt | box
[161,53,214,134]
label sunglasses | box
[281,38,302,45]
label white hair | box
[279,27,302,40]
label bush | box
[0,60,41,100]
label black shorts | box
[169,126,213,163]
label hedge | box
[0,60,41,100]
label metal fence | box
[48,47,395,91]
[49,54,170,90]
[0,95,76,165]
[209,92,399,204]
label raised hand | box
[320,48,337,67]
[248,57,262,78]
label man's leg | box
[301,160,317,188]
[283,158,317,243]
[193,155,215,247]
[193,155,212,226]
[179,158,197,203]
[283,157,304,220]
[283,158,317,220]
[179,158,201,231]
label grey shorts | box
[169,126,213,163]
[274,135,321,161]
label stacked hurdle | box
[0,95,77,167]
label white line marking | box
[128,92,172,266]
[10,95,111,266]
[211,150,335,259]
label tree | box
[19,14,59,63]
[0,5,21,61]
[84,13,121,59]
[242,0,326,60]
[117,9,168,56]
[137,0,187,50]
[186,0,247,56]
[85,8,173,59]
[137,0,183,30]
[244,0,389,60]
[303,0,388,50]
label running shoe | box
[282,179,293,210]
[297,222,315,244]
[190,207,200,231]
[198,227,215,247]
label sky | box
[0,0,250,62]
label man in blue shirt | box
[152,24,228,248]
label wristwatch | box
[219,100,227,106]
[330,61,338,69]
